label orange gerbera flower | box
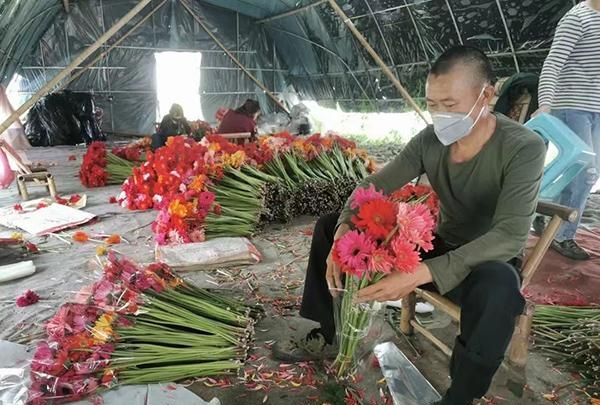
[72,231,90,243]
[222,150,246,168]
[352,199,397,239]
[189,174,208,191]
[91,313,116,344]
[105,234,121,245]
[168,200,188,217]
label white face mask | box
[431,87,487,146]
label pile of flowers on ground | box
[28,253,260,404]
[332,184,438,377]
[79,142,140,188]
[117,133,376,245]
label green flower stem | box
[117,360,240,385]
[111,344,241,367]
[151,289,251,326]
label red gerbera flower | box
[72,231,90,243]
[105,234,121,245]
[16,290,40,307]
[25,242,39,253]
[352,199,397,239]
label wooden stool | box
[399,201,578,375]
[16,167,58,200]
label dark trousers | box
[300,213,526,404]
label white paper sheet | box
[0,203,95,235]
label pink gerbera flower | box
[334,230,376,277]
[396,203,436,251]
[350,184,385,210]
[368,248,395,275]
[390,237,421,273]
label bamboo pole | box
[411,320,453,357]
[326,0,429,124]
[59,0,168,91]
[415,288,460,321]
[400,292,416,335]
[521,215,563,289]
[507,302,535,368]
[178,0,290,115]
[0,0,154,144]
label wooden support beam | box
[326,0,429,124]
[63,0,70,13]
[179,0,290,115]
[508,302,535,368]
[411,320,452,357]
[400,292,416,335]
[60,0,168,91]
[521,215,563,289]
[0,0,153,141]
[415,288,460,322]
[258,0,327,24]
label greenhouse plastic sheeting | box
[2,0,580,133]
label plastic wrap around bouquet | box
[332,184,439,377]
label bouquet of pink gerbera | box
[332,184,438,376]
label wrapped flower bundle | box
[28,253,260,404]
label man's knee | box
[465,261,524,312]
[314,213,340,241]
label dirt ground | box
[0,143,598,405]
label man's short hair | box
[430,46,495,85]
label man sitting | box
[273,46,546,405]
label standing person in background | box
[153,103,191,150]
[217,99,260,138]
[534,0,600,260]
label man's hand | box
[355,263,433,303]
[326,223,350,297]
[532,105,551,118]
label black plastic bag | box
[25,91,105,146]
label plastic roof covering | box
[0,0,581,134]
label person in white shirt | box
[535,0,600,260]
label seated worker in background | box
[152,103,191,150]
[217,99,260,138]
[273,46,547,405]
